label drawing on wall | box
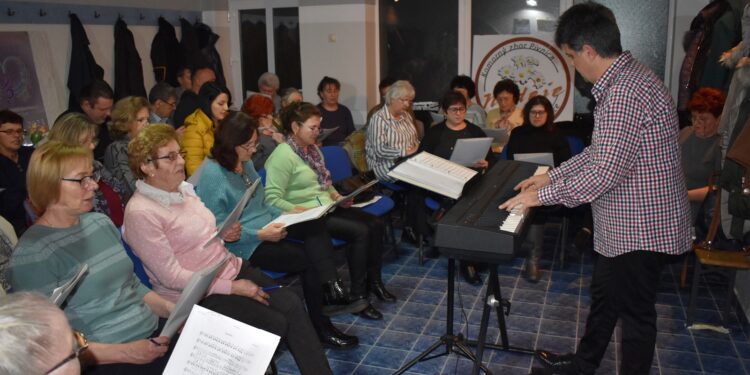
[0,32,47,131]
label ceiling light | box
[527,0,538,6]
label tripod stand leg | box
[392,337,448,375]
[490,267,510,349]
[473,292,494,375]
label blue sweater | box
[197,159,283,259]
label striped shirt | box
[366,105,419,181]
[538,52,692,257]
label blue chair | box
[321,146,398,247]
[415,197,442,264]
[500,145,509,160]
[120,228,152,288]
[566,136,585,156]
[257,168,267,186]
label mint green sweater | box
[264,143,339,211]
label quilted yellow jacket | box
[181,109,214,176]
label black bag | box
[333,171,377,204]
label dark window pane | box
[273,7,302,91]
[240,9,268,94]
[379,0,458,101]
[472,0,559,35]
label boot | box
[322,279,368,316]
[317,318,359,349]
[369,278,397,303]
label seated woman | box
[317,76,356,146]
[10,141,174,374]
[450,75,486,127]
[680,87,725,222]
[0,292,82,375]
[104,96,150,199]
[410,91,492,284]
[48,113,128,227]
[265,102,394,320]
[181,81,230,176]
[365,80,420,182]
[242,94,285,170]
[197,111,361,348]
[505,95,571,282]
[123,124,332,374]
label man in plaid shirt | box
[501,3,692,374]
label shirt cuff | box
[538,185,559,206]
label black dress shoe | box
[354,303,383,320]
[400,226,420,245]
[460,262,482,285]
[322,280,369,316]
[535,350,578,374]
[317,320,359,349]
[369,280,397,303]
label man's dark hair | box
[493,79,520,103]
[191,65,215,85]
[148,82,177,105]
[317,76,341,97]
[0,109,23,125]
[555,2,622,58]
[79,80,113,105]
[211,110,258,172]
[449,75,477,99]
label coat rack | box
[1,1,201,26]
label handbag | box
[333,171,377,204]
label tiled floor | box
[275,227,750,375]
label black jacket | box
[195,22,227,87]
[151,17,182,86]
[114,18,146,100]
[67,13,104,112]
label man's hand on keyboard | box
[514,173,550,192]
[498,189,541,212]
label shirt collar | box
[136,180,195,207]
[592,51,633,101]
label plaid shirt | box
[539,52,692,257]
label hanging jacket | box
[67,13,104,112]
[114,18,146,100]
[179,18,207,70]
[150,17,182,86]
[194,22,227,87]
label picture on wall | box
[0,32,47,135]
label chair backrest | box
[566,136,585,156]
[500,145,508,160]
[120,228,152,288]
[321,146,353,183]
[258,168,267,186]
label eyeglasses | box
[61,172,101,188]
[304,126,320,133]
[530,110,547,118]
[165,101,177,107]
[0,129,23,136]
[239,141,258,152]
[447,107,467,114]
[399,98,414,105]
[45,331,88,374]
[148,151,181,163]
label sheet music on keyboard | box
[411,152,476,182]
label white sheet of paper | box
[50,264,88,306]
[352,195,382,208]
[449,137,493,166]
[263,203,334,229]
[513,152,555,167]
[163,305,280,375]
[317,126,339,143]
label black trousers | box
[84,319,176,375]
[249,218,336,328]
[201,263,332,375]
[325,207,384,297]
[574,250,677,375]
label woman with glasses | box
[197,111,360,349]
[505,95,571,282]
[10,141,175,374]
[104,96,150,199]
[123,124,332,374]
[47,113,128,227]
[317,76,356,146]
[0,292,84,375]
[242,94,285,170]
[0,109,33,237]
[181,82,230,176]
[265,102,394,321]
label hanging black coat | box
[151,17,182,86]
[114,18,146,100]
[67,13,104,112]
[195,22,227,87]
[179,18,207,70]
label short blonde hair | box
[27,141,92,211]
[109,96,149,140]
[384,80,416,105]
[48,113,97,146]
[128,124,177,180]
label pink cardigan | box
[123,182,243,302]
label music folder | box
[388,151,478,199]
[449,137,493,166]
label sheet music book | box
[262,203,334,229]
[160,255,229,338]
[163,305,280,375]
[317,126,339,143]
[203,179,261,248]
[449,137,493,166]
[50,264,88,306]
[387,152,478,199]
[335,179,378,204]
[186,159,210,185]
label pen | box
[316,196,323,206]
[262,285,283,292]
[149,338,166,346]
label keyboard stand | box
[393,258,534,375]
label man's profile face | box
[0,121,23,153]
[82,97,113,125]
[192,69,216,94]
[562,44,596,84]
[154,96,177,118]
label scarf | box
[286,137,332,191]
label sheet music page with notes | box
[388,152,478,199]
[163,305,280,375]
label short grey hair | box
[148,82,177,105]
[258,72,280,91]
[0,293,63,374]
[385,80,416,105]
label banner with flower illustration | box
[0,32,48,132]
[472,34,574,121]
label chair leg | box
[418,233,424,265]
[679,255,690,289]
[559,216,569,269]
[724,270,737,325]
[686,260,703,327]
